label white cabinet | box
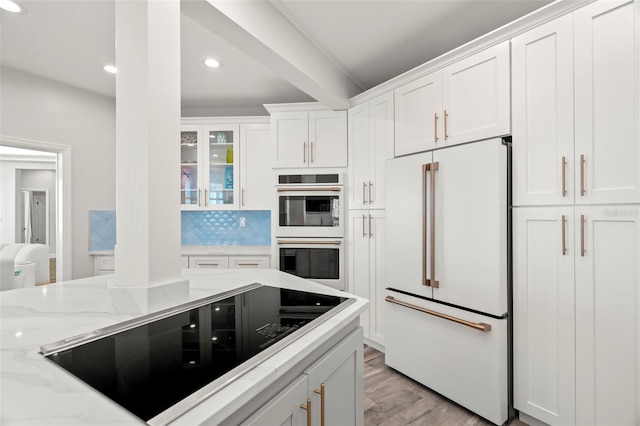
[239,123,272,210]
[180,124,239,210]
[348,92,394,209]
[394,41,510,156]
[348,210,386,347]
[186,255,270,269]
[242,328,364,426]
[513,0,638,206]
[514,205,640,426]
[93,255,115,275]
[269,105,347,168]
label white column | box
[112,0,187,312]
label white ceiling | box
[0,0,553,116]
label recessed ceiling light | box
[204,58,221,68]
[104,65,117,74]
[0,0,22,13]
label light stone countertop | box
[89,245,272,256]
[0,269,367,425]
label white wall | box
[0,66,116,279]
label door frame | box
[1,135,72,283]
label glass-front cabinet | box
[180,124,239,210]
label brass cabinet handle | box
[314,383,325,426]
[198,189,202,207]
[561,156,567,197]
[277,240,342,245]
[386,296,491,332]
[580,214,586,257]
[311,142,314,163]
[561,215,567,256]
[434,112,439,142]
[300,398,311,426]
[362,214,367,238]
[368,181,373,204]
[236,263,259,266]
[204,188,208,207]
[241,188,245,206]
[277,187,341,192]
[580,154,585,196]
[303,142,307,163]
[444,109,449,140]
[363,182,367,204]
[196,262,219,267]
[369,215,373,238]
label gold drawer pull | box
[277,187,341,192]
[277,240,341,245]
[385,296,492,332]
[300,398,311,426]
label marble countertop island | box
[0,269,367,425]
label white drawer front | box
[229,256,270,269]
[188,256,229,269]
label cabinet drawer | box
[229,256,270,269]
[188,256,229,269]
[94,255,115,271]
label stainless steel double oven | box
[274,172,345,290]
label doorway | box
[20,189,49,245]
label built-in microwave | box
[275,173,344,238]
[276,238,345,291]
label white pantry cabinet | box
[268,105,347,169]
[241,328,364,426]
[239,123,272,210]
[180,124,239,210]
[348,92,394,209]
[513,0,639,206]
[394,41,510,156]
[514,205,640,426]
[348,210,386,347]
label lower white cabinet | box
[93,255,115,275]
[514,205,640,425]
[242,328,364,426]
[187,255,270,269]
[348,210,386,347]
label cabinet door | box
[203,124,239,209]
[180,125,203,209]
[441,41,511,146]
[241,375,309,426]
[394,71,442,156]
[512,14,574,206]
[348,211,371,338]
[574,0,639,204]
[305,328,364,426]
[240,123,272,210]
[513,207,575,426]
[272,112,308,168]
[308,110,347,168]
[575,206,639,426]
[368,92,394,209]
[368,210,387,346]
[348,103,370,207]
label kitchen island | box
[0,269,367,425]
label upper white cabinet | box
[180,124,239,210]
[239,123,272,210]
[394,41,510,156]
[348,92,394,209]
[513,0,638,206]
[268,104,347,168]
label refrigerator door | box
[386,151,434,300]
[431,138,508,316]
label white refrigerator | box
[384,137,511,425]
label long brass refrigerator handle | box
[444,109,449,140]
[561,156,567,197]
[314,383,325,426]
[561,215,567,256]
[300,398,311,426]
[580,154,585,196]
[434,112,439,142]
[580,214,586,257]
[428,162,439,287]
[422,164,428,286]
[385,296,492,332]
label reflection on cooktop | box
[41,284,349,424]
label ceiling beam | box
[181,0,360,110]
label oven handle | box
[277,187,341,192]
[277,240,342,245]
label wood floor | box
[363,346,527,426]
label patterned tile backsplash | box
[89,210,271,250]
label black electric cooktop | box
[40,283,351,425]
